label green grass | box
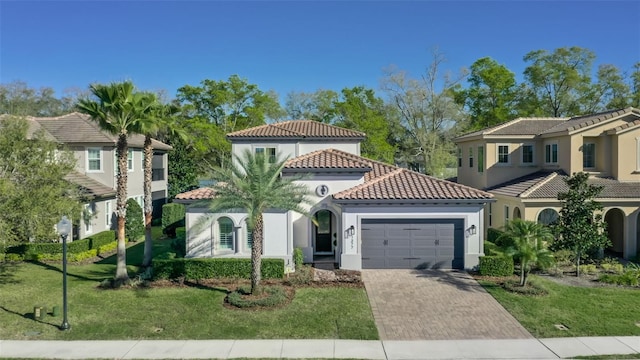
[480,275,640,338]
[0,228,378,340]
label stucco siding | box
[298,142,360,156]
[616,129,640,181]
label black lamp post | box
[56,216,71,331]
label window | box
[488,203,492,227]
[255,147,277,163]
[537,208,559,225]
[477,146,484,173]
[218,217,234,250]
[105,201,112,227]
[583,143,595,168]
[521,144,534,164]
[497,145,510,164]
[87,148,102,171]
[504,205,510,222]
[458,147,462,167]
[247,228,253,249]
[545,143,558,164]
[469,147,474,168]
[128,149,134,171]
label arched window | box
[537,209,559,225]
[513,207,521,219]
[218,217,234,250]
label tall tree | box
[176,75,284,170]
[77,81,156,284]
[552,172,609,276]
[0,81,72,116]
[522,47,596,117]
[381,50,468,176]
[0,116,81,242]
[284,90,338,123]
[631,62,640,108]
[208,150,311,294]
[500,219,554,286]
[333,87,396,163]
[456,57,518,130]
[589,64,632,111]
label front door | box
[314,210,333,254]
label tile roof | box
[174,187,217,201]
[456,107,640,140]
[284,149,372,171]
[175,149,492,203]
[28,112,172,151]
[487,170,640,199]
[64,171,116,198]
[227,120,366,139]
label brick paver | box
[362,269,533,340]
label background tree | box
[166,134,199,199]
[77,81,156,284]
[0,116,81,242]
[455,57,518,130]
[587,64,632,111]
[500,219,554,286]
[284,90,338,123]
[0,81,74,116]
[552,172,609,276]
[176,75,284,170]
[631,62,640,107]
[381,50,468,176]
[207,150,311,294]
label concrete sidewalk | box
[1,337,639,359]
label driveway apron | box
[362,269,533,340]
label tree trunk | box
[142,136,153,268]
[250,214,263,294]
[115,134,129,284]
[520,261,527,286]
[576,250,581,277]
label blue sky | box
[1,1,639,102]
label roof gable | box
[227,120,366,140]
[284,148,372,172]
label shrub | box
[600,262,624,274]
[579,264,597,275]
[171,235,186,258]
[479,256,514,276]
[162,203,185,238]
[96,241,117,256]
[502,278,548,296]
[553,249,574,266]
[152,258,285,280]
[599,271,640,287]
[293,248,304,269]
[125,199,144,242]
[226,285,288,308]
[286,265,313,286]
[87,230,116,250]
[484,241,500,256]
[4,253,23,262]
[487,228,505,244]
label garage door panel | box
[361,219,464,269]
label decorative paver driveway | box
[362,269,533,340]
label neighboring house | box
[175,120,494,271]
[22,112,171,239]
[454,107,640,259]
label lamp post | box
[56,216,71,331]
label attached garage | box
[361,219,465,269]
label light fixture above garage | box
[345,225,355,236]
[467,224,477,235]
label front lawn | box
[480,275,640,338]
[0,233,378,340]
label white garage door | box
[361,219,464,269]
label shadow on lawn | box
[0,306,60,329]
[31,260,113,282]
[0,262,21,285]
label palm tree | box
[208,149,311,294]
[500,219,554,286]
[134,102,185,268]
[77,81,156,284]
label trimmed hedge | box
[484,241,500,256]
[6,230,115,257]
[162,203,185,237]
[487,228,505,243]
[479,255,514,276]
[153,258,285,280]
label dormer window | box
[255,147,276,163]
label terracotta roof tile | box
[456,117,567,140]
[541,107,640,135]
[227,120,366,139]
[487,170,640,199]
[284,149,372,171]
[175,187,217,201]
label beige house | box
[454,107,640,259]
[23,112,172,239]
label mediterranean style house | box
[23,112,171,240]
[454,107,640,259]
[176,120,494,271]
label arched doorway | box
[313,210,335,255]
[605,208,625,255]
[513,207,521,219]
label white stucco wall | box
[298,142,360,156]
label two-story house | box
[454,107,640,259]
[176,120,494,271]
[26,112,171,239]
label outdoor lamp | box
[56,216,71,331]
[468,224,477,235]
[346,225,355,236]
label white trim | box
[86,147,103,172]
[105,201,112,228]
[84,203,93,234]
[521,143,535,165]
[127,149,134,172]
[496,144,510,165]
